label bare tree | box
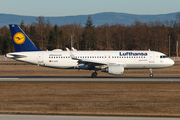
[36,16,46,50]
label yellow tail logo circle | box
[13,32,25,44]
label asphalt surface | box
[0,76,179,82]
[0,114,179,120]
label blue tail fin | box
[9,24,41,52]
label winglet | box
[66,47,77,60]
[72,47,77,51]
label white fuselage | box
[7,50,174,70]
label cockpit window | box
[160,55,168,58]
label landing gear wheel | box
[149,74,153,78]
[91,72,97,78]
[149,69,153,78]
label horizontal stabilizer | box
[6,53,26,58]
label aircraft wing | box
[77,58,107,66]
[66,48,108,66]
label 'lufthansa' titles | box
[119,52,147,56]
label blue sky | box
[0,0,180,16]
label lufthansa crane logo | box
[13,32,25,44]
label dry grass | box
[0,61,180,77]
[0,82,180,116]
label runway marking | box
[0,78,19,79]
[0,114,179,120]
[0,77,180,82]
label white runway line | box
[0,78,19,79]
[0,77,180,82]
[0,115,179,120]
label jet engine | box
[101,65,124,75]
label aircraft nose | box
[169,59,174,66]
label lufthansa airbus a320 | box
[6,24,174,77]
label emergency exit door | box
[38,53,44,65]
[149,53,155,63]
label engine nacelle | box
[107,65,124,75]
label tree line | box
[0,14,180,56]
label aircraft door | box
[38,53,44,65]
[149,53,155,63]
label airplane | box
[6,24,174,78]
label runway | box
[0,114,179,120]
[0,76,180,82]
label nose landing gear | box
[149,68,153,77]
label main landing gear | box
[149,68,153,78]
[91,72,98,78]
